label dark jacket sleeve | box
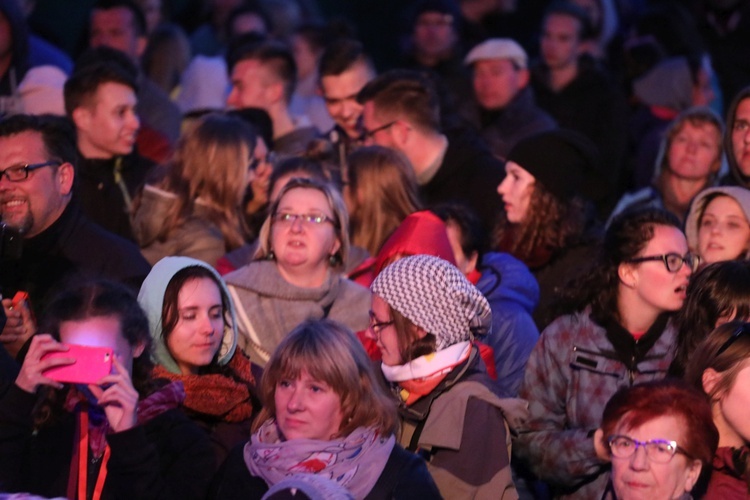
[428,397,513,497]
[367,444,443,500]
[105,409,215,500]
[208,441,269,500]
[0,384,38,492]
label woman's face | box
[369,294,402,366]
[625,224,691,315]
[166,277,224,375]
[497,161,535,223]
[271,187,341,283]
[713,360,750,446]
[274,369,343,441]
[698,195,750,265]
[59,315,141,376]
[611,415,701,500]
[667,122,721,180]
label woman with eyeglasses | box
[369,254,528,498]
[685,321,750,498]
[131,113,255,267]
[593,380,718,499]
[514,208,696,498]
[223,177,370,366]
[684,186,750,267]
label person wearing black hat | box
[494,129,603,329]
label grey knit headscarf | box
[371,255,492,350]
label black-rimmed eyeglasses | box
[608,435,690,463]
[361,121,397,141]
[716,323,750,356]
[0,161,60,182]
[626,253,700,273]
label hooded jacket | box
[684,185,750,258]
[722,86,750,187]
[476,252,539,396]
[137,257,258,466]
[137,256,238,375]
[611,109,722,225]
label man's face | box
[74,82,140,159]
[227,59,275,111]
[472,59,527,110]
[362,102,398,150]
[319,62,373,139]
[540,13,582,70]
[731,98,750,176]
[413,11,457,61]
[90,7,144,59]
[0,131,73,237]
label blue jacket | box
[476,252,540,397]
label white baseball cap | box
[464,38,528,69]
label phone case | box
[42,344,113,384]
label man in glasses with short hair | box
[0,114,150,363]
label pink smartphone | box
[42,344,113,384]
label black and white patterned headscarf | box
[371,254,492,351]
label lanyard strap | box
[77,410,111,500]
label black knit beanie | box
[506,129,600,202]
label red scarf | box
[152,352,255,422]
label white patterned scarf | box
[245,420,395,500]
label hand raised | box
[1,297,37,358]
[15,334,73,393]
[88,356,139,433]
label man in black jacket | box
[358,69,505,233]
[0,114,150,360]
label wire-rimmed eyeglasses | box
[608,435,690,463]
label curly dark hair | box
[493,182,589,265]
[553,207,681,323]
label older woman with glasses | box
[223,177,370,366]
[514,208,697,498]
[593,380,718,499]
[685,321,750,498]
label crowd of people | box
[1,0,750,498]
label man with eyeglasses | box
[0,114,149,364]
[357,69,504,233]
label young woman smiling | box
[138,256,258,467]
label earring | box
[266,250,276,261]
[329,253,339,266]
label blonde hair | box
[255,177,350,268]
[158,113,254,250]
[347,146,421,255]
[252,319,398,437]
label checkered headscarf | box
[371,255,492,350]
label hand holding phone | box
[42,344,113,385]
[1,291,37,358]
[15,334,74,393]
